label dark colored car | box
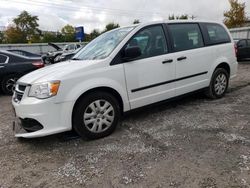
[42,43,81,64]
[0,50,44,95]
[54,46,84,63]
[7,49,41,58]
[235,39,250,61]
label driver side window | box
[126,25,168,60]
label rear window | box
[204,23,231,45]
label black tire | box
[1,74,20,95]
[72,91,121,140]
[205,68,229,99]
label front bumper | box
[12,93,74,138]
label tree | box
[133,19,140,24]
[29,35,41,43]
[4,26,27,43]
[84,33,91,42]
[0,31,4,43]
[168,14,175,20]
[168,14,188,20]
[177,14,188,20]
[103,22,120,32]
[13,10,40,42]
[89,29,100,41]
[42,32,63,43]
[61,24,75,42]
[224,0,247,28]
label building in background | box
[229,19,250,39]
[230,27,250,39]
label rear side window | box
[168,24,204,52]
[203,23,231,45]
[10,50,23,56]
[238,40,247,47]
[0,54,8,64]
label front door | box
[123,25,176,109]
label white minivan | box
[12,20,238,139]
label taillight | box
[32,61,44,68]
[234,44,238,57]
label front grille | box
[13,83,27,103]
[18,84,26,92]
[15,92,23,101]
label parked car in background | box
[42,43,81,64]
[7,49,41,58]
[54,46,84,63]
[0,50,44,95]
[234,39,250,61]
[13,20,237,139]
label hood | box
[18,60,101,84]
[48,42,62,51]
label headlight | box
[28,81,61,99]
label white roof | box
[122,19,225,29]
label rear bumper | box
[230,61,238,79]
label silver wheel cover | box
[214,73,227,95]
[83,100,115,133]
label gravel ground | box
[0,62,250,188]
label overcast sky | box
[0,0,249,33]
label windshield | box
[73,26,135,60]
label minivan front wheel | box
[73,91,120,139]
[205,68,229,99]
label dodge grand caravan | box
[12,20,238,139]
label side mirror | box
[123,46,141,61]
[237,44,243,48]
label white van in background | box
[12,20,237,139]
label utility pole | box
[190,15,197,20]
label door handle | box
[177,56,187,61]
[162,59,173,64]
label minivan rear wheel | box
[72,91,120,140]
[205,68,229,99]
